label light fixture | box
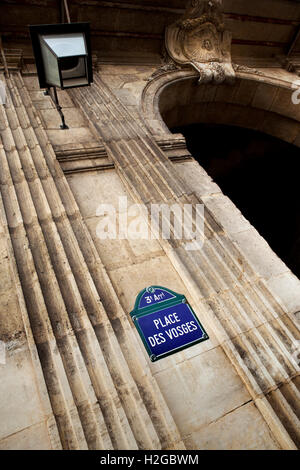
[29,22,93,129]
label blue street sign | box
[131,286,209,362]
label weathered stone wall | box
[0,61,299,450]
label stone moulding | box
[165,0,235,84]
[140,67,297,139]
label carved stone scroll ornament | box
[165,0,235,84]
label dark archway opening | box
[172,123,300,279]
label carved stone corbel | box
[165,0,235,84]
[284,54,300,76]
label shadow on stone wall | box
[173,123,300,280]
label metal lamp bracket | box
[44,86,68,130]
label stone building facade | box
[0,0,299,450]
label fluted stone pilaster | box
[70,73,300,449]
[0,72,184,450]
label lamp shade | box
[29,23,93,89]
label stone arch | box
[141,66,300,304]
[141,69,300,146]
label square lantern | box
[29,23,93,90]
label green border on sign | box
[131,285,184,317]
